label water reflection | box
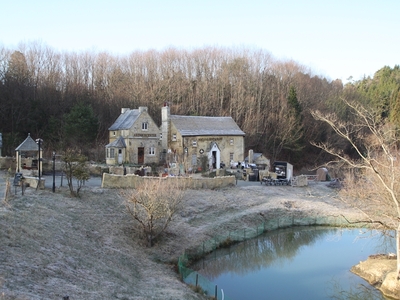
[192,227,395,300]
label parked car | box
[230,161,243,168]
[247,163,257,169]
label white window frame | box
[192,140,197,147]
[148,147,155,155]
[142,122,148,131]
[230,139,234,145]
[230,152,234,161]
[172,134,177,141]
[110,148,115,158]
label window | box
[107,148,109,158]
[172,134,177,141]
[113,131,116,136]
[230,152,234,161]
[142,122,148,130]
[192,140,197,147]
[148,147,155,155]
[160,133,163,140]
[110,148,115,158]
[230,139,234,145]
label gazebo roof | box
[15,134,41,151]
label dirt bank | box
[0,180,366,299]
[351,254,400,299]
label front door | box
[138,147,144,164]
[118,149,123,164]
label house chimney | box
[121,108,129,114]
[138,106,148,113]
[161,105,170,151]
[249,149,254,164]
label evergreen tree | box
[63,102,99,151]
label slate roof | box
[244,153,271,163]
[108,109,141,130]
[106,136,126,148]
[171,115,245,137]
[245,153,263,162]
[15,134,41,151]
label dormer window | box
[192,140,197,147]
[142,122,148,131]
[113,131,116,136]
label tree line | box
[0,41,399,168]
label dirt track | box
[0,177,364,299]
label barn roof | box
[170,115,245,137]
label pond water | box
[191,227,395,300]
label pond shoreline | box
[351,255,400,299]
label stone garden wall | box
[102,173,236,189]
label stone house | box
[161,105,245,171]
[106,105,245,171]
[106,107,160,165]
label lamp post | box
[52,151,56,192]
[35,138,43,188]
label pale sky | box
[1,0,399,82]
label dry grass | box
[0,178,363,299]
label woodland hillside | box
[0,42,399,168]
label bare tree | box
[122,178,186,247]
[62,150,90,197]
[311,98,400,279]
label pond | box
[190,226,395,300]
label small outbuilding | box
[316,167,329,181]
[244,150,270,170]
[15,133,43,176]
